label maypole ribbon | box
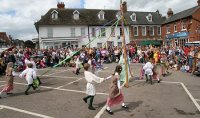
[78,18,117,41]
[52,19,120,68]
[102,18,120,48]
[39,18,119,76]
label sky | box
[0,0,198,41]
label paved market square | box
[0,63,200,118]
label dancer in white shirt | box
[19,63,37,95]
[83,63,104,110]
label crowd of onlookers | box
[0,45,199,76]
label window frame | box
[71,27,76,37]
[134,26,138,36]
[100,28,106,37]
[174,24,177,32]
[157,26,161,35]
[166,25,170,34]
[142,26,146,36]
[81,27,85,36]
[149,26,154,36]
[47,27,53,38]
[92,28,96,37]
[130,13,136,21]
[111,27,115,37]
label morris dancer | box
[19,63,37,95]
[143,58,154,84]
[30,57,42,85]
[82,63,104,110]
[0,62,18,98]
[106,65,128,115]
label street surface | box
[0,63,200,118]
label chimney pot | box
[167,8,173,18]
[198,0,200,6]
[57,2,65,9]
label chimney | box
[122,1,127,13]
[167,8,173,18]
[198,0,200,6]
[57,2,65,9]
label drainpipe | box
[88,25,90,48]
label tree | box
[24,40,35,49]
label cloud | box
[0,0,198,41]
[0,0,82,41]
[84,0,198,15]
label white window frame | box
[98,10,105,20]
[134,26,138,36]
[100,28,106,37]
[71,27,76,37]
[174,24,177,32]
[182,22,186,30]
[51,10,58,20]
[166,25,170,34]
[111,27,115,37]
[157,26,161,35]
[73,10,80,20]
[81,27,85,36]
[147,13,152,22]
[130,13,136,21]
[142,26,146,36]
[150,26,154,36]
[97,43,102,48]
[47,27,53,38]
[92,28,96,37]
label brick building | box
[35,2,163,49]
[162,0,200,47]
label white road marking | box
[44,69,70,76]
[0,107,3,110]
[0,105,53,118]
[94,105,107,118]
[37,75,76,79]
[95,67,108,73]
[0,81,108,96]
[56,78,83,89]
[196,99,200,102]
[135,80,200,112]
[180,83,200,112]
[135,80,181,84]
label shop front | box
[165,31,188,47]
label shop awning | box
[139,40,162,46]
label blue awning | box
[173,31,188,38]
[166,31,188,39]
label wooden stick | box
[120,0,129,88]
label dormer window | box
[51,10,58,20]
[147,13,152,22]
[130,13,136,21]
[98,10,105,20]
[116,12,121,20]
[73,10,80,20]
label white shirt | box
[19,68,36,85]
[143,62,153,75]
[84,71,104,96]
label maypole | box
[120,0,129,87]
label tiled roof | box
[163,6,199,24]
[35,8,163,31]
